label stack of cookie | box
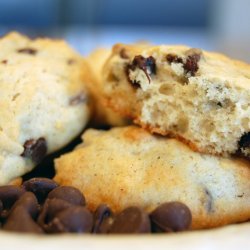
[1,32,250,232]
[55,43,250,229]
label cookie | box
[102,43,250,157]
[86,48,129,127]
[0,32,90,184]
[54,126,250,229]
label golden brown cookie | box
[54,126,250,229]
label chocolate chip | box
[21,137,47,164]
[217,102,223,107]
[3,206,43,234]
[166,54,183,64]
[150,202,192,232]
[93,204,114,234]
[47,206,93,233]
[183,49,201,76]
[0,186,25,209]
[10,192,39,218]
[38,198,73,231]
[69,92,86,105]
[109,207,151,234]
[1,60,7,64]
[17,48,37,55]
[127,55,156,86]
[48,186,85,206]
[238,132,250,151]
[40,199,72,222]
[120,48,129,59]
[22,178,58,203]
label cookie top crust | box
[106,43,250,90]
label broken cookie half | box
[102,43,250,157]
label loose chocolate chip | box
[93,204,114,234]
[10,192,39,218]
[0,186,25,209]
[38,198,73,229]
[150,202,192,232]
[21,137,47,164]
[166,54,183,64]
[238,132,250,151]
[127,55,156,85]
[1,60,7,64]
[109,207,151,234]
[120,48,129,59]
[47,206,93,233]
[17,48,37,55]
[23,178,58,203]
[69,92,86,105]
[183,49,201,76]
[48,186,85,206]
[3,206,43,234]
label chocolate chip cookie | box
[54,126,250,229]
[0,32,90,184]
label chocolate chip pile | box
[0,178,192,234]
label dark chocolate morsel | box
[69,92,86,105]
[166,54,183,64]
[38,198,73,229]
[1,60,7,64]
[17,48,37,55]
[238,132,250,151]
[183,49,201,76]
[21,137,47,164]
[22,178,58,203]
[47,206,93,233]
[93,204,114,234]
[127,55,156,85]
[10,192,39,218]
[150,202,192,232]
[109,206,151,234]
[0,186,25,209]
[48,186,85,206]
[3,206,43,234]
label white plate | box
[1,223,250,250]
